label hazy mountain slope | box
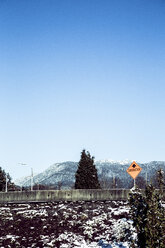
[15,160,165,189]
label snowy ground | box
[0,201,136,247]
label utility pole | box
[31,168,33,191]
[113,174,116,189]
[5,174,8,192]
[146,163,148,186]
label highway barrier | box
[0,189,164,203]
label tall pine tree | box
[75,149,100,189]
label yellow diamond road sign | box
[126,161,142,179]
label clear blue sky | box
[0,0,165,180]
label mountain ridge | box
[15,160,165,189]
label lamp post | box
[19,163,33,191]
[31,167,33,191]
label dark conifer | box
[0,167,13,191]
[129,169,165,248]
[0,167,6,191]
[75,149,100,189]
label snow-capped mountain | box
[15,161,78,188]
[14,160,165,189]
[97,159,133,165]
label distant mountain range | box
[15,160,165,189]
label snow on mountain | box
[14,160,165,188]
[15,161,78,188]
[97,159,133,165]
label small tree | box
[0,167,6,191]
[129,189,148,247]
[129,169,165,248]
[0,167,13,191]
[75,149,100,189]
[145,185,165,248]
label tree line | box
[0,150,165,191]
[0,167,16,191]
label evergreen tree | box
[129,169,165,248]
[145,185,165,248]
[129,189,148,247]
[0,167,6,191]
[157,169,165,196]
[0,167,13,191]
[75,149,100,189]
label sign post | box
[126,161,142,188]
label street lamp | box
[19,163,34,191]
[31,167,33,191]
